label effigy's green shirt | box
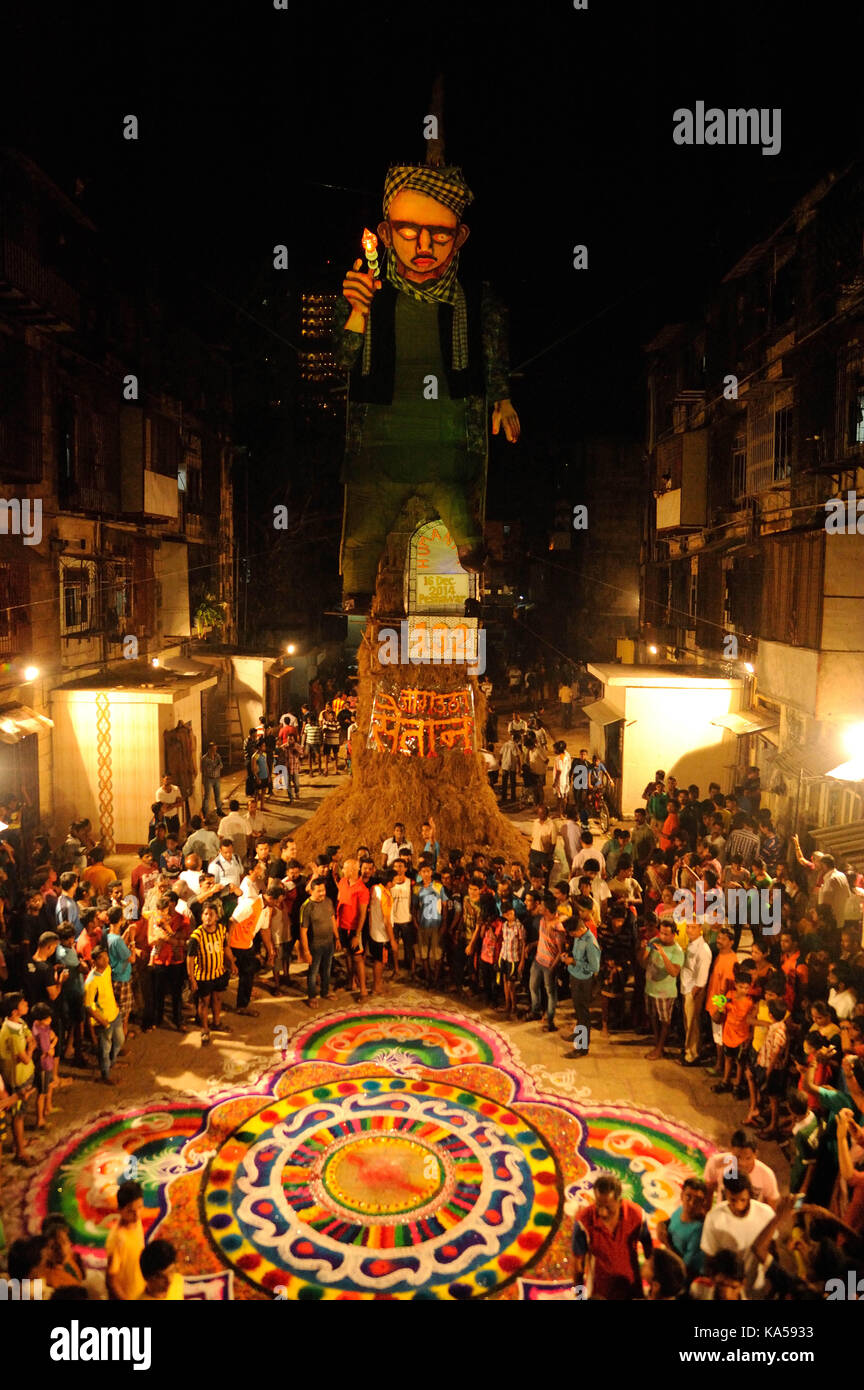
[360,296,468,482]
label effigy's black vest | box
[347,279,486,403]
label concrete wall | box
[156,541,191,638]
[51,691,163,850]
[231,656,273,736]
[757,640,819,716]
[618,684,739,812]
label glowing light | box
[648,645,658,655]
[23,665,39,681]
[361,227,380,278]
[286,643,296,656]
[827,757,864,783]
[842,722,864,759]
[151,658,160,668]
[744,661,755,674]
[0,720,16,735]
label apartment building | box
[0,150,235,849]
[640,162,864,844]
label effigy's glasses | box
[389,221,457,246]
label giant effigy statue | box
[333,156,520,614]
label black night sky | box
[3,1,861,521]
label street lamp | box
[286,644,296,656]
[826,723,864,783]
[23,665,39,682]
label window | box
[60,558,97,635]
[731,431,747,500]
[745,391,794,492]
[103,559,132,636]
[0,561,29,657]
[774,404,792,480]
[851,377,864,446]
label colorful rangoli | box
[22,1007,715,1299]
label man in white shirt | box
[679,919,713,1064]
[368,870,400,995]
[209,840,244,890]
[155,775,184,834]
[828,962,857,1020]
[177,854,203,902]
[702,1130,780,1208]
[218,801,252,865]
[389,857,414,975]
[183,817,221,864]
[528,806,559,880]
[570,832,606,879]
[818,855,852,923]
[380,823,414,868]
[569,864,610,920]
[700,1175,774,1295]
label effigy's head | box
[379,164,473,283]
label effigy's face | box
[379,189,469,283]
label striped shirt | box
[187,924,228,982]
[499,918,525,964]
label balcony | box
[655,429,708,532]
[0,237,80,331]
[120,408,179,519]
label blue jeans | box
[202,776,222,814]
[307,943,334,999]
[529,960,558,1022]
[97,1015,125,1079]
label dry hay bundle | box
[292,622,528,865]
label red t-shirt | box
[336,877,370,934]
[571,1198,651,1298]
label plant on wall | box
[192,592,226,640]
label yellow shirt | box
[140,1271,184,1300]
[751,998,773,1054]
[105,1217,145,1300]
[84,967,119,1024]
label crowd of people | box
[556,764,864,1299]
[2,677,864,1300]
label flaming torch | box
[361,227,380,279]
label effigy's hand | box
[492,399,521,443]
[342,260,381,324]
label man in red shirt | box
[131,848,159,907]
[572,1173,653,1299]
[336,857,370,999]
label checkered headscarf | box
[382,163,474,219]
[360,164,472,375]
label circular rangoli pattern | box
[23,1008,715,1297]
[202,1076,560,1299]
